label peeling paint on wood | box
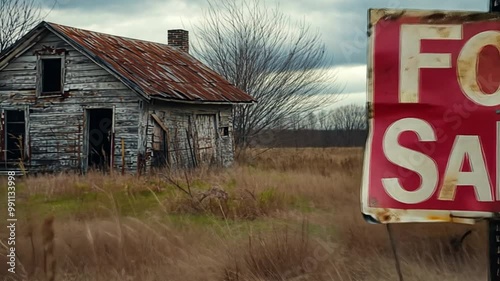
[146,102,234,171]
[0,26,240,174]
[0,32,142,173]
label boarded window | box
[40,58,62,95]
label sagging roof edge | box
[150,96,257,105]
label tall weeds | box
[0,148,485,281]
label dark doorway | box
[4,110,25,162]
[152,121,168,168]
[87,109,113,171]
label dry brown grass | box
[0,147,487,281]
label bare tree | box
[193,0,339,148]
[306,112,317,130]
[0,0,54,53]
[328,104,366,146]
[316,110,328,130]
[329,104,366,130]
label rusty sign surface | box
[362,9,500,224]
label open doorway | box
[87,109,113,171]
[152,121,168,168]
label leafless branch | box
[162,172,193,198]
[0,0,56,53]
[327,104,366,131]
[192,0,341,148]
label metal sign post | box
[489,220,500,281]
[491,0,500,12]
[364,2,500,280]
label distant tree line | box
[249,104,368,148]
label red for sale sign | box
[362,9,500,223]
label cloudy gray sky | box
[41,0,489,108]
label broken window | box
[0,109,26,168]
[220,126,229,137]
[38,56,64,96]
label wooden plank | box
[0,84,35,90]
[0,69,36,78]
[9,56,37,64]
[31,129,80,136]
[0,90,35,95]
[114,120,140,127]
[0,29,46,70]
[3,62,36,71]
[36,33,65,44]
[30,106,82,114]
[66,64,103,72]
[31,114,81,120]
[65,69,111,78]
[32,39,68,47]
[114,127,138,134]
[0,76,36,85]
[66,56,94,65]
[64,82,128,91]
[33,98,138,106]
[65,75,121,84]
[151,113,169,133]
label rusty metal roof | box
[44,22,255,103]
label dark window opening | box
[41,58,62,94]
[152,123,168,168]
[220,126,229,137]
[4,110,26,163]
[87,109,113,171]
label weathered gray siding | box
[0,31,143,172]
[146,101,234,172]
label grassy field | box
[0,148,487,281]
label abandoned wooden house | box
[0,21,255,173]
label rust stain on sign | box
[434,26,452,38]
[438,176,458,201]
[370,9,500,26]
[363,8,500,224]
[375,209,402,223]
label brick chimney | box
[168,29,189,53]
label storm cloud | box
[42,0,488,67]
[39,0,490,105]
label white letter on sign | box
[457,31,500,106]
[438,136,493,202]
[400,25,462,103]
[382,118,438,204]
